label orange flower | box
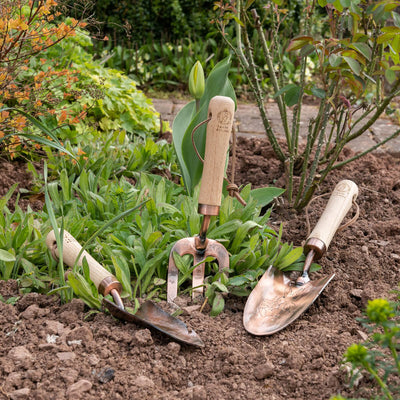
[58,110,68,123]
[77,148,86,156]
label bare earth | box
[1,138,400,400]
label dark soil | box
[1,139,400,400]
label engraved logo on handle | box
[332,181,351,198]
[217,109,233,133]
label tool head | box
[243,266,334,335]
[103,298,204,347]
[167,237,230,303]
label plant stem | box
[240,10,285,162]
[347,79,400,143]
[251,9,291,150]
[329,128,400,171]
[364,363,393,400]
[384,326,400,374]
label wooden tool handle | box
[46,230,118,294]
[198,96,235,215]
[307,180,359,250]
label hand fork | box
[167,96,235,302]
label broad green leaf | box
[274,84,301,106]
[231,221,261,253]
[377,32,397,44]
[228,276,249,286]
[172,100,196,192]
[212,281,228,293]
[350,43,372,61]
[286,36,314,52]
[208,220,242,238]
[333,0,343,12]
[343,56,361,75]
[381,26,400,33]
[0,183,18,210]
[311,86,326,99]
[318,0,328,6]
[285,85,302,107]
[0,249,16,262]
[329,53,342,68]
[384,3,399,12]
[250,187,285,207]
[78,169,89,198]
[67,272,101,309]
[276,247,304,270]
[393,11,400,27]
[210,292,225,317]
[340,0,350,8]
[385,69,397,85]
[179,57,236,195]
[112,255,132,297]
[273,83,297,98]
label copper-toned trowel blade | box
[103,298,204,347]
[243,266,335,335]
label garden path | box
[152,98,400,157]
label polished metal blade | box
[103,298,204,347]
[243,265,334,335]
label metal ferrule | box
[195,215,211,251]
[198,204,220,216]
[304,238,326,261]
[98,275,123,296]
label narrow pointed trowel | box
[46,230,204,346]
[243,179,359,335]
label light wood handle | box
[307,180,359,249]
[46,230,114,291]
[198,96,235,214]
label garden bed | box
[1,138,400,400]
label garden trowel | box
[46,230,204,347]
[167,95,235,302]
[243,179,359,335]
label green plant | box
[35,29,164,143]
[172,56,236,195]
[0,1,90,158]
[338,298,400,400]
[88,0,216,46]
[215,0,400,211]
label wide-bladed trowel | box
[243,179,359,335]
